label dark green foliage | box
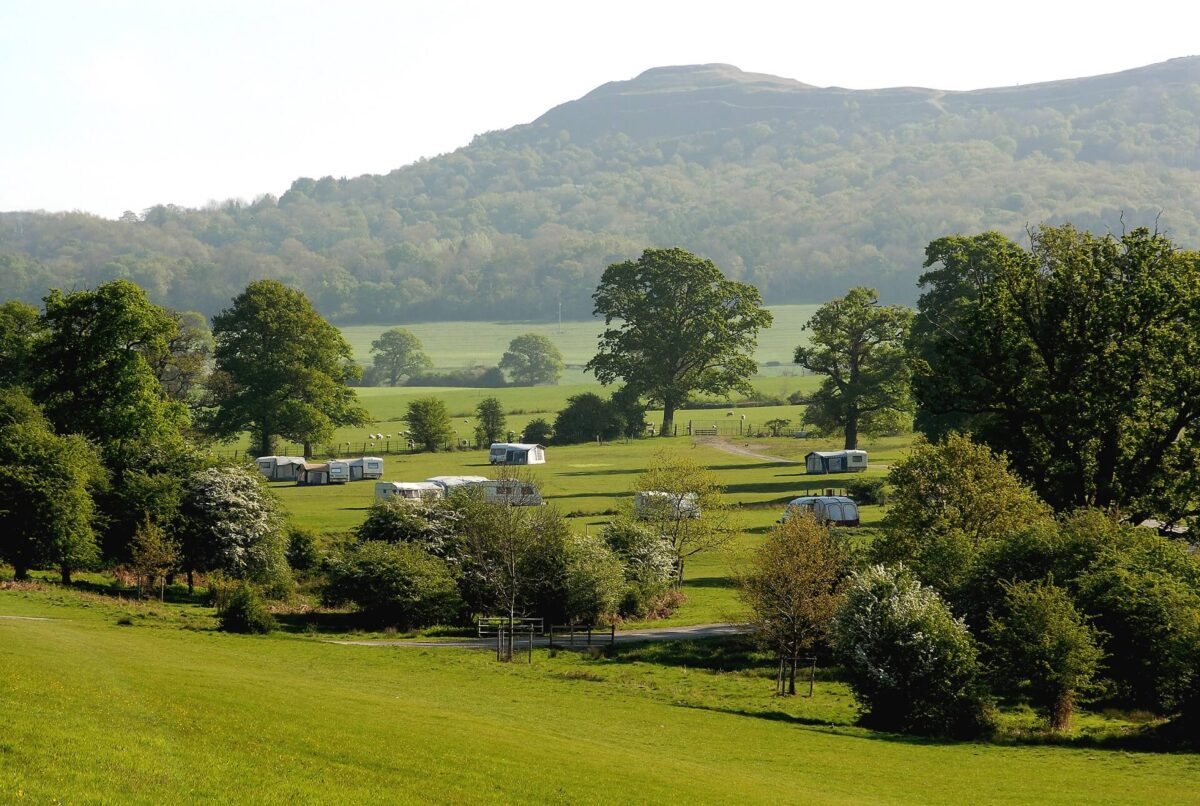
[474,397,506,446]
[985,580,1102,730]
[0,388,106,582]
[910,225,1200,523]
[285,526,321,573]
[843,477,886,506]
[553,392,623,444]
[217,584,277,634]
[4,61,1198,323]
[369,328,431,387]
[323,541,464,630]
[403,366,506,388]
[563,534,625,624]
[794,287,913,450]
[608,386,648,438]
[405,397,454,452]
[602,520,676,618]
[833,565,994,738]
[0,299,42,386]
[521,418,553,445]
[207,280,368,456]
[499,334,564,386]
[587,248,772,435]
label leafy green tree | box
[148,310,212,413]
[608,385,648,438]
[874,433,1053,603]
[552,392,623,444]
[522,418,553,445]
[129,516,179,601]
[601,519,676,617]
[0,389,106,583]
[634,451,735,586]
[208,280,368,457]
[499,333,563,386]
[177,465,288,594]
[986,580,1102,730]
[586,248,773,436]
[741,514,848,695]
[833,564,993,737]
[910,225,1200,523]
[794,287,914,449]
[0,299,43,386]
[356,496,463,559]
[405,397,454,452]
[474,397,506,446]
[370,327,432,387]
[764,418,791,437]
[31,280,193,560]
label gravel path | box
[328,622,747,649]
[697,436,798,464]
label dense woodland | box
[2,58,1199,322]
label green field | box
[3,586,1197,804]
[339,304,820,380]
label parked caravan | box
[327,460,349,484]
[374,481,445,501]
[634,491,701,520]
[255,455,306,481]
[348,457,385,480]
[480,479,543,506]
[296,462,333,485]
[804,450,868,474]
[426,475,489,492]
[488,443,546,465]
[780,496,860,527]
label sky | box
[2,0,1197,218]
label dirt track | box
[697,436,798,464]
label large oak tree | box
[207,280,368,457]
[910,225,1200,523]
[586,248,772,435]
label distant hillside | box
[2,57,1199,321]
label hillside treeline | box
[1,60,1198,322]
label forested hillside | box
[2,57,1198,322]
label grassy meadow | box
[3,585,1197,805]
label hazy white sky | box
[2,0,1197,218]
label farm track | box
[328,621,747,649]
[698,436,798,464]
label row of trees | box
[367,329,564,387]
[743,434,1200,736]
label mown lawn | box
[2,587,1196,805]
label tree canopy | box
[910,225,1200,523]
[587,248,772,434]
[499,333,564,386]
[370,327,432,387]
[794,287,913,449]
[207,280,369,456]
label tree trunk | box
[60,565,72,586]
[13,563,29,581]
[187,569,194,594]
[1050,688,1074,731]
[303,441,313,458]
[661,400,676,437]
[844,403,859,450]
[674,557,685,589]
[257,426,273,458]
[788,654,798,696]
[777,658,785,696]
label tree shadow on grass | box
[683,576,738,589]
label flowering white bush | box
[832,564,992,737]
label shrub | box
[602,519,676,617]
[285,526,321,572]
[553,392,623,444]
[832,564,993,737]
[217,584,277,634]
[564,534,625,624]
[323,541,464,630]
[522,418,553,445]
[985,580,1102,730]
[844,477,886,506]
[356,497,463,558]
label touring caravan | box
[327,460,349,484]
[780,496,860,527]
[255,455,306,481]
[348,457,385,480]
[480,479,544,506]
[804,450,868,474]
[374,481,445,501]
[426,475,489,493]
[634,491,701,520]
[488,443,546,465]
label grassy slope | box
[2,590,1197,805]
